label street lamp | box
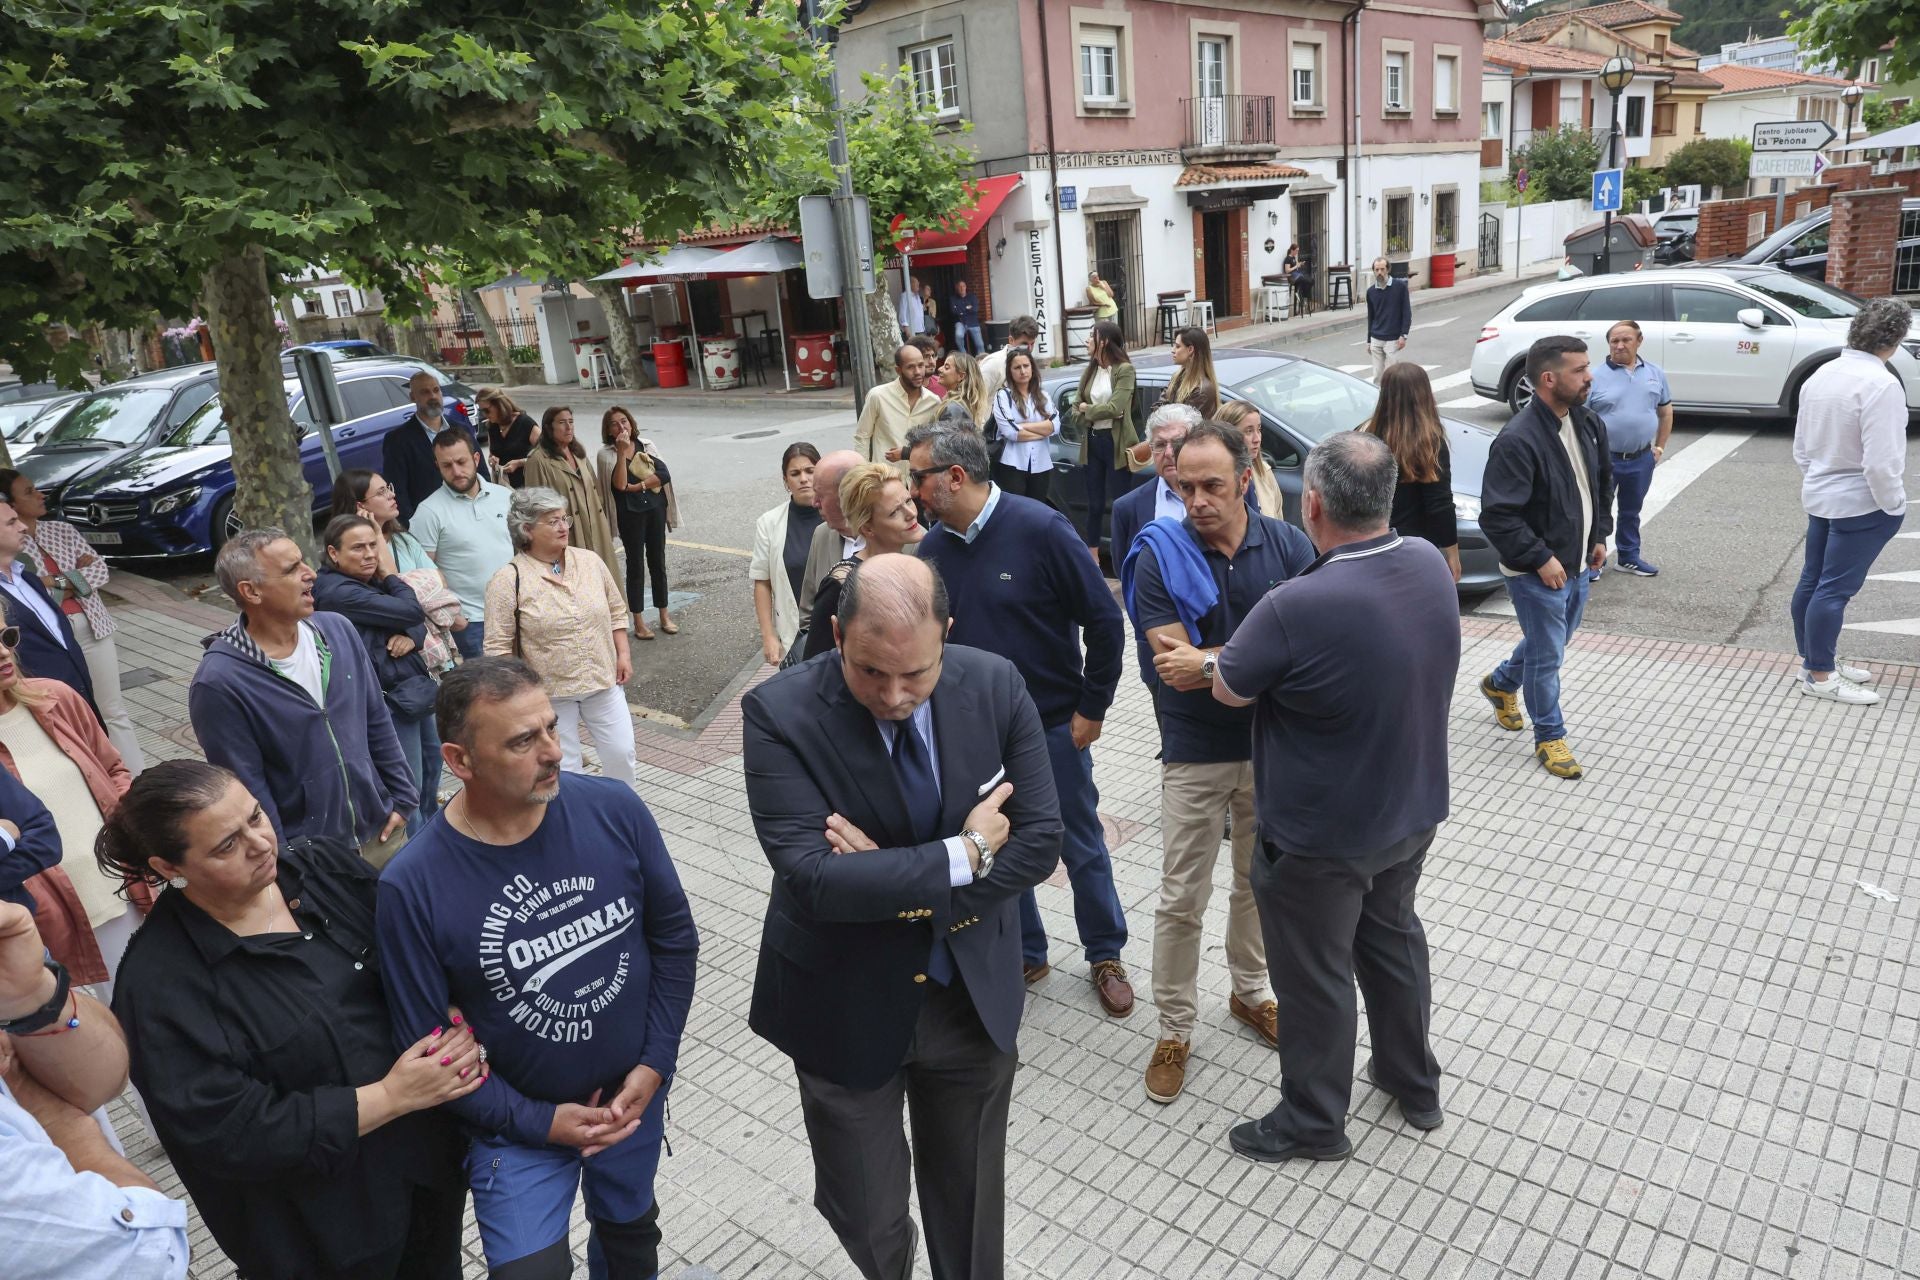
[1600,55,1636,276]
[1843,82,1867,147]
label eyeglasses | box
[0,626,17,651]
[369,484,394,499]
[909,466,948,485]
[537,514,573,528]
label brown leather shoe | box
[1092,959,1134,1017]
[1229,994,1279,1048]
[1023,962,1051,985]
[1144,1039,1189,1103]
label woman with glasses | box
[522,406,626,609]
[801,463,925,660]
[1216,401,1284,519]
[483,488,636,786]
[0,622,138,1000]
[329,470,466,671]
[989,347,1060,502]
[1069,319,1138,556]
[0,468,145,773]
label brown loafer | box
[1229,994,1278,1048]
[1023,962,1051,985]
[1144,1038,1190,1104]
[1092,959,1134,1017]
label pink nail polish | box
[460,1068,471,1079]
[440,1055,452,1066]
[432,1026,443,1037]
[451,1015,464,1026]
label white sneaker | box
[1835,658,1874,684]
[1801,674,1880,704]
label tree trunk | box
[586,281,653,390]
[202,244,316,560]
[392,311,439,363]
[864,283,901,386]
[460,286,523,385]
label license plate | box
[81,531,122,546]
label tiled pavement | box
[101,572,1919,1279]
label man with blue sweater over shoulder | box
[906,424,1136,1017]
[377,658,698,1280]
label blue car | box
[59,360,475,557]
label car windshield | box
[0,402,49,435]
[167,395,233,448]
[1232,361,1381,442]
[38,387,178,447]
[1735,272,1863,321]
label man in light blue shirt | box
[409,429,514,659]
[1586,319,1672,577]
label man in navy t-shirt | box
[376,658,698,1280]
[1128,421,1315,1105]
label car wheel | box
[1505,368,1534,416]
[210,495,240,551]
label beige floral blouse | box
[481,548,628,697]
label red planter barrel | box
[790,333,837,389]
[1429,253,1456,288]
[652,339,688,389]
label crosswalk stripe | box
[1429,369,1473,392]
[1866,569,1920,584]
[1338,363,1368,373]
[1441,394,1487,409]
[1411,316,1459,331]
[1844,617,1920,636]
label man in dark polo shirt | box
[1130,420,1315,1103]
[1212,430,1460,1163]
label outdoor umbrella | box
[702,236,807,391]
[590,245,726,389]
[479,272,537,291]
[1832,120,1920,151]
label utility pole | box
[808,0,878,409]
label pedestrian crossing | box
[1332,359,1492,410]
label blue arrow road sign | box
[1592,168,1623,213]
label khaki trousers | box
[1367,337,1399,381]
[1152,760,1271,1040]
[359,824,409,871]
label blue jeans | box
[1791,508,1904,672]
[393,712,442,836]
[466,1097,664,1279]
[1083,430,1119,548]
[1490,571,1589,744]
[1611,450,1656,564]
[953,322,984,355]
[1019,721,1129,967]
[452,622,485,661]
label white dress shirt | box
[0,562,66,645]
[1152,478,1186,524]
[1793,348,1909,519]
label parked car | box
[0,392,85,460]
[59,360,474,558]
[1716,199,1920,287]
[1041,350,1502,592]
[1651,210,1698,244]
[1470,266,1920,418]
[17,364,224,504]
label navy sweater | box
[1366,277,1412,341]
[917,490,1124,728]
[375,774,699,1147]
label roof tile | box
[1176,163,1310,187]
[1704,64,1862,93]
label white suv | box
[1470,266,1920,417]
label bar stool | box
[591,350,621,389]
[1190,299,1216,337]
[1155,294,1188,345]
[1256,285,1290,323]
[1325,266,1355,311]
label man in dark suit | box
[1112,403,1199,687]
[743,553,1060,1280]
[383,371,487,522]
[0,500,96,713]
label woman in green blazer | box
[1070,320,1138,551]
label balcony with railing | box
[1181,95,1278,161]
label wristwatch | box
[1200,653,1219,682]
[961,829,994,879]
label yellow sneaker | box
[1534,738,1583,779]
[1480,676,1523,731]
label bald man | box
[798,448,864,622]
[383,370,488,521]
[851,344,941,477]
[743,554,1060,1280]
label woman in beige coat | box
[522,405,626,607]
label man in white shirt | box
[851,343,941,474]
[410,429,514,660]
[1789,296,1913,705]
[0,503,96,711]
[898,275,926,341]
[977,316,1040,399]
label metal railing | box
[1181,95,1276,151]
[427,316,543,369]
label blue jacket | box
[189,610,417,847]
[949,290,981,327]
[311,565,438,720]
[1120,518,1217,649]
[0,565,97,718]
[0,765,59,910]
[1366,276,1412,342]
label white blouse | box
[990,388,1061,474]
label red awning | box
[905,175,1023,261]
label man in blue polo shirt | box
[1586,319,1671,578]
[410,429,513,660]
[1128,420,1315,1104]
[1212,431,1459,1163]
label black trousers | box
[1249,825,1442,1143]
[616,503,670,609]
[335,1180,467,1280]
[991,462,1052,507]
[795,978,1016,1280]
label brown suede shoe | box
[1144,1039,1190,1103]
[1229,994,1278,1048]
[1092,959,1135,1017]
[1023,962,1051,985]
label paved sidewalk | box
[104,571,1918,1280]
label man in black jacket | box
[382,372,488,522]
[1478,336,1614,779]
[742,554,1060,1280]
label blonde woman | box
[476,387,539,486]
[1216,400,1284,520]
[935,350,992,432]
[801,463,925,659]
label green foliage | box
[461,347,491,366]
[509,344,539,364]
[1864,96,1920,134]
[1511,125,1604,202]
[1664,138,1751,196]
[1796,1,1920,87]
[1624,166,1664,208]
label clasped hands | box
[548,1063,664,1158]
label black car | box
[1039,349,1502,591]
[17,364,221,504]
[1718,199,1920,287]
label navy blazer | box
[0,567,97,716]
[742,643,1062,1090]
[381,411,488,523]
[1109,480,1162,688]
[0,763,59,910]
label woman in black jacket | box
[314,514,442,838]
[1363,362,1460,580]
[477,386,539,487]
[103,759,484,1280]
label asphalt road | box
[134,297,1920,723]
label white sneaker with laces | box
[1835,658,1874,684]
[1801,674,1880,705]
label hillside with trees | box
[1670,0,1788,56]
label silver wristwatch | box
[1200,653,1219,682]
[961,829,994,879]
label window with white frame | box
[1481,100,1504,138]
[1081,29,1119,103]
[1384,49,1410,112]
[906,39,959,118]
[1433,190,1457,247]
[1433,52,1459,113]
[1197,38,1226,99]
[1386,193,1412,255]
[1291,42,1319,107]
[1625,94,1646,137]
